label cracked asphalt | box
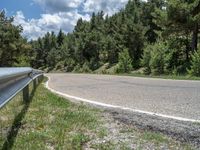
[46,73,200,121]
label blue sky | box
[0,0,42,19]
[0,0,129,40]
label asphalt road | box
[46,73,200,121]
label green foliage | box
[57,29,65,47]
[29,0,199,76]
[188,47,200,76]
[1,0,198,76]
[80,62,92,73]
[64,58,76,72]
[73,64,82,73]
[149,43,166,75]
[116,48,132,73]
[73,63,92,73]
[142,42,167,75]
[46,48,58,69]
[164,36,192,74]
[141,45,152,75]
[30,0,146,72]
[13,55,31,67]
[0,11,32,67]
[166,0,200,51]
[141,0,164,43]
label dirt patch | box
[102,107,200,149]
[84,108,197,150]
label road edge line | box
[45,76,200,123]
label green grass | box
[97,127,108,138]
[0,80,99,150]
[138,131,194,150]
[0,79,196,150]
[91,141,115,150]
[141,131,168,144]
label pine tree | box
[57,29,65,47]
[141,0,164,43]
[117,48,133,73]
[0,10,31,67]
[166,0,200,51]
[188,47,200,76]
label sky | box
[0,0,129,40]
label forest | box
[0,0,200,76]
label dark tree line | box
[1,0,200,76]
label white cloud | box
[83,0,128,16]
[14,0,129,40]
[14,11,90,40]
[33,0,84,13]
[13,11,44,40]
[34,0,128,16]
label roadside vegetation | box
[0,80,195,149]
[0,0,200,78]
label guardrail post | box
[39,75,43,82]
[33,78,37,90]
[23,85,29,102]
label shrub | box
[164,37,190,75]
[73,64,82,73]
[116,48,132,73]
[149,43,165,75]
[81,62,92,73]
[142,42,167,75]
[141,45,152,75]
[89,57,100,71]
[55,61,65,71]
[188,48,200,77]
[64,58,76,72]
[13,55,31,67]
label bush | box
[149,43,165,75]
[141,45,152,75]
[73,62,92,73]
[64,58,76,72]
[116,48,132,73]
[164,37,190,75]
[55,61,65,71]
[73,64,82,73]
[13,55,31,67]
[142,42,167,75]
[81,62,92,73]
[89,58,100,71]
[188,48,200,77]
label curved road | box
[46,73,200,121]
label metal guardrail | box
[0,67,43,109]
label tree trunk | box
[191,23,198,51]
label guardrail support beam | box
[23,85,29,102]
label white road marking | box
[45,76,200,123]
